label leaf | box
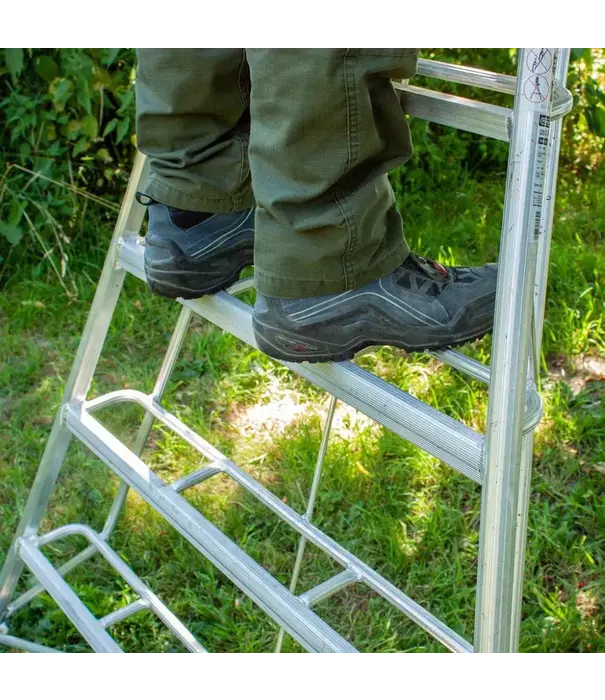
[9,198,24,226]
[116,117,130,144]
[67,119,81,138]
[585,107,605,137]
[0,222,23,245]
[594,108,605,138]
[72,136,89,157]
[117,89,134,115]
[81,114,98,139]
[95,147,111,163]
[102,118,118,138]
[571,48,591,62]
[76,79,92,114]
[103,48,121,66]
[50,78,73,111]
[4,48,24,79]
[35,55,59,82]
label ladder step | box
[69,393,473,653]
[416,58,516,93]
[299,571,358,607]
[170,463,222,493]
[17,538,123,653]
[0,632,64,653]
[65,404,358,653]
[118,235,484,484]
[398,84,512,141]
[28,523,208,653]
[101,599,149,628]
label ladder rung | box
[396,83,571,141]
[398,84,512,141]
[101,598,149,628]
[64,405,358,653]
[170,463,222,493]
[117,236,485,484]
[299,570,358,607]
[71,394,473,653]
[0,632,64,653]
[34,523,207,652]
[416,58,517,94]
[17,538,123,653]
[224,279,540,431]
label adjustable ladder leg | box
[507,50,571,651]
[0,153,149,618]
[475,49,563,652]
[275,394,338,652]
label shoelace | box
[405,253,452,283]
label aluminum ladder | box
[0,49,573,653]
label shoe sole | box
[253,317,494,363]
[144,241,254,299]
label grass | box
[0,162,604,653]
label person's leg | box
[135,49,255,298]
[247,49,497,362]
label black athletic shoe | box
[253,253,498,363]
[138,195,254,299]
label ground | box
[0,167,604,652]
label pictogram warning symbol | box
[523,75,549,103]
[527,49,552,75]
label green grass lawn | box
[1,167,604,653]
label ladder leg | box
[475,49,561,652]
[0,153,149,618]
[5,305,193,617]
[506,50,571,652]
[275,394,338,653]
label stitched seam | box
[333,190,355,290]
[339,50,359,290]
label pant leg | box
[246,48,418,298]
[135,49,254,213]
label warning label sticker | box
[523,48,553,111]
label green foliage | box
[0,48,135,289]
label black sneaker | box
[253,253,498,363]
[138,194,255,299]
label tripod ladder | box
[0,49,573,653]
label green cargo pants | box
[135,49,418,298]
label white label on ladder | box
[523,49,555,239]
[522,49,553,110]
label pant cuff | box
[255,240,409,298]
[144,173,255,214]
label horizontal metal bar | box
[0,633,63,653]
[101,599,149,628]
[170,464,222,493]
[431,350,542,433]
[226,277,255,295]
[6,543,98,617]
[17,538,122,653]
[36,523,207,653]
[300,571,358,607]
[432,349,491,384]
[416,58,517,94]
[398,84,512,141]
[64,406,357,653]
[397,83,571,142]
[76,392,471,653]
[118,235,484,484]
